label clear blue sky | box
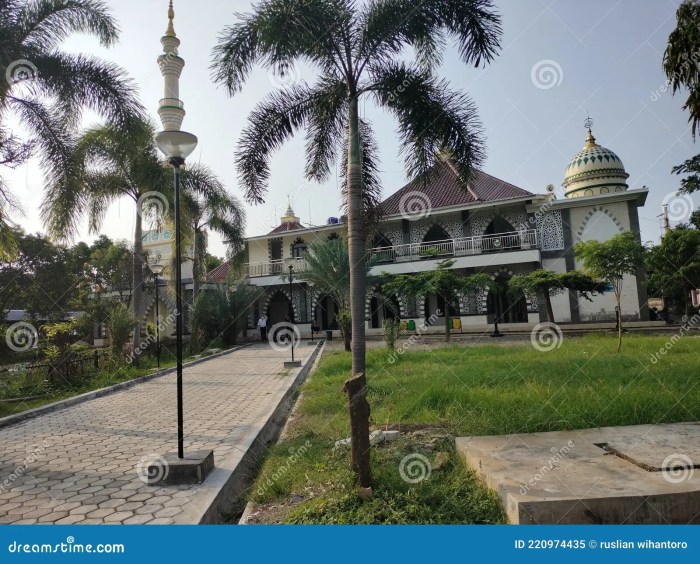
[7,0,699,257]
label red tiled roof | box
[205,261,231,282]
[379,161,533,215]
[268,221,305,235]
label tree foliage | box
[575,232,647,352]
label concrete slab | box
[456,422,700,524]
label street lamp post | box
[150,263,164,369]
[289,265,295,363]
[283,264,301,368]
[145,1,214,485]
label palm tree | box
[42,119,238,362]
[298,237,376,351]
[172,175,246,300]
[0,0,144,258]
[212,0,502,486]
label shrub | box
[383,318,403,350]
[106,303,135,363]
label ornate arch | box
[413,220,455,244]
[365,286,407,319]
[261,288,300,321]
[576,205,624,240]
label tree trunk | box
[192,228,201,300]
[346,96,371,486]
[344,373,371,488]
[132,206,144,364]
[544,291,555,323]
[616,292,622,353]
[444,309,451,343]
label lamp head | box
[155,130,198,162]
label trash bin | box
[453,318,461,330]
[407,320,416,331]
[400,320,408,331]
[325,330,333,340]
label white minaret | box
[157,1,186,132]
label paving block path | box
[0,344,316,524]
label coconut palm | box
[212,0,502,485]
[0,0,144,258]
[172,176,246,300]
[42,119,240,363]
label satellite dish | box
[546,184,556,193]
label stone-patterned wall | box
[409,213,463,243]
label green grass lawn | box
[246,333,700,524]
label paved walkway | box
[0,343,318,524]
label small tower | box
[157,1,186,132]
[281,198,300,224]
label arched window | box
[291,239,307,258]
[420,224,453,257]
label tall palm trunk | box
[192,229,201,300]
[345,96,371,488]
[132,207,144,363]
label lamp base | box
[284,360,302,368]
[146,449,214,485]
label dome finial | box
[165,1,176,38]
[583,115,596,148]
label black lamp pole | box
[171,156,185,459]
[288,264,294,363]
[491,283,503,338]
[155,273,161,369]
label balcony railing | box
[243,230,538,278]
[370,229,539,263]
[246,257,308,278]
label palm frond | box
[211,0,352,95]
[304,76,348,182]
[17,0,119,51]
[370,61,485,186]
[359,0,501,71]
[235,83,320,203]
[31,52,144,131]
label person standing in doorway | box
[258,314,269,341]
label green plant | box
[575,232,647,352]
[336,309,352,353]
[106,304,135,364]
[383,318,403,350]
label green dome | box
[563,129,629,198]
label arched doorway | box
[314,295,338,330]
[268,291,294,325]
[424,293,460,321]
[487,273,527,323]
[370,293,400,329]
[483,217,519,253]
[421,224,453,257]
[372,233,394,263]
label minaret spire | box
[165,0,176,37]
[157,1,186,131]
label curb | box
[179,340,324,524]
[0,344,252,430]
